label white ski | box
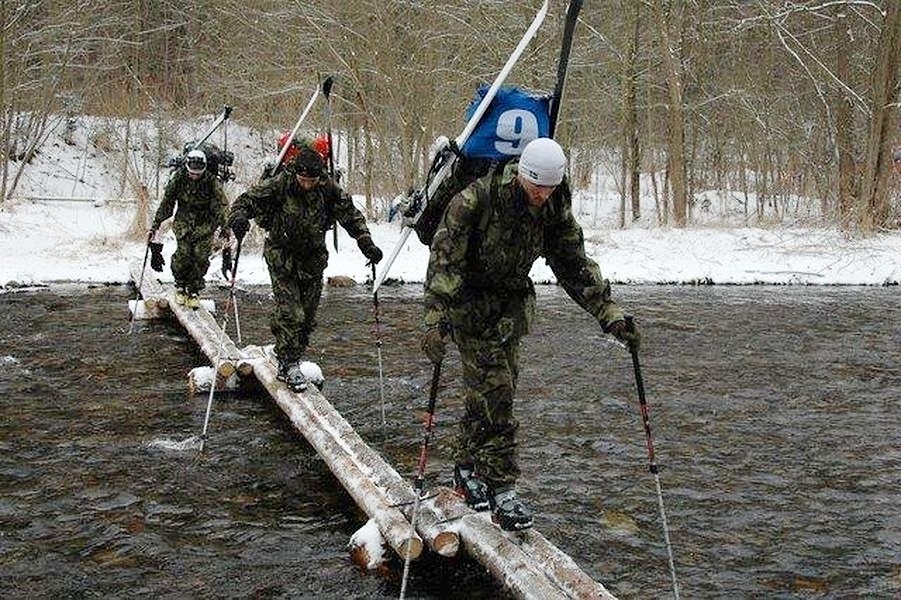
[272,85,322,170]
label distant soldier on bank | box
[149,149,231,308]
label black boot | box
[276,357,306,390]
[453,465,490,511]
[276,358,292,382]
[284,360,308,392]
[490,488,533,531]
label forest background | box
[3,0,901,235]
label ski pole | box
[226,238,243,345]
[398,360,442,600]
[548,0,584,138]
[624,316,681,600]
[192,105,232,151]
[321,74,339,251]
[128,232,152,335]
[371,263,386,432]
[198,237,242,452]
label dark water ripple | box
[1,283,900,599]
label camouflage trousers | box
[452,332,522,491]
[171,231,213,294]
[266,256,324,362]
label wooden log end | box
[432,530,460,557]
[399,537,423,561]
[128,299,161,320]
[187,367,237,395]
[216,361,237,378]
[236,360,255,377]
[349,543,382,571]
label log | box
[166,295,241,378]
[129,262,616,598]
[242,349,424,561]
[420,487,618,600]
[348,518,389,571]
[128,299,164,320]
[243,343,460,558]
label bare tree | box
[651,0,688,226]
[857,1,901,231]
[5,0,901,234]
[620,0,642,226]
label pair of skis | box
[272,76,336,173]
[166,105,233,171]
[192,105,233,152]
[374,0,582,294]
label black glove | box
[149,242,165,272]
[357,234,383,264]
[230,213,250,242]
[608,317,641,352]
[421,327,447,364]
[221,246,233,279]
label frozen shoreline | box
[2,198,900,289]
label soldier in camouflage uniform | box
[422,137,640,531]
[227,143,383,392]
[149,149,230,309]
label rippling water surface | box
[1,282,899,599]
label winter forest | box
[3,1,901,233]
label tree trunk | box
[833,11,856,229]
[858,2,901,232]
[651,0,688,226]
[622,0,641,223]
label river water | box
[1,283,899,599]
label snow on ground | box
[2,114,901,289]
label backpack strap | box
[466,167,502,260]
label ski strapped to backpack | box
[321,75,340,251]
[261,84,323,180]
[372,0,550,294]
[548,0,584,138]
[407,85,552,247]
[167,105,236,183]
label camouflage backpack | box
[180,141,235,183]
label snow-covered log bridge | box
[129,264,617,600]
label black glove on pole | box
[149,242,165,272]
[230,213,250,243]
[357,234,383,264]
[221,246,233,279]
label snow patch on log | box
[348,518,387,570]
[188,366,238,394]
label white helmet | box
[517,138,566,186]
[185,149,207,175]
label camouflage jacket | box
[229,171,371,274]
[424,161,624,339]
[152,169,229,238]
